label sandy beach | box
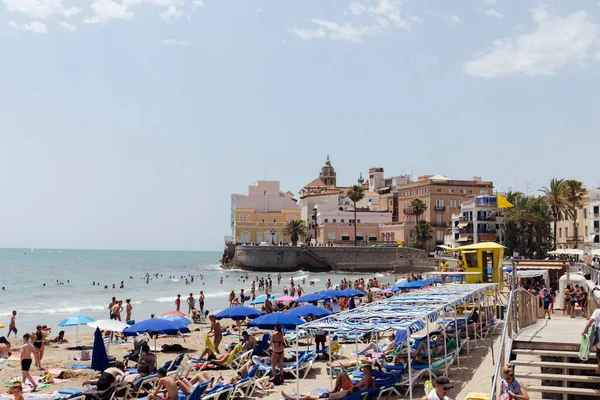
[0,313,500,400]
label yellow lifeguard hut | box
[448,242,505,284]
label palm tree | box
[282,220,308,247]
[347,185,365,246]
[562,179,587,249]
[540,178,567,249]
[415,220,433,249]
[410,198,427,224]
[503,194,553,258]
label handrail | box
[490,289,514,398]
[489,288,542,399]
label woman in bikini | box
[271,323,285,384]
[32,325,46,369]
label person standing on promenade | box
[20,334,37,391]
[199,291,205,313]
[8,311,17,338]
[175,294,181,312]
[186,293,195,317]
[581,301,600,374]
[125,299,133,322]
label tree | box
[539,178,567,249]
[410,198,427,224]
[415,220,433,249]
[347,185,365,246]
[282,220,308,247]
[562,179,587,249]
[502,194,553,258]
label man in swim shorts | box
[8,311,17,338]
[20,334,37,391]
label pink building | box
[316,209,392,245]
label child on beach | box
[8,382,24,400]
[20,334,37,391]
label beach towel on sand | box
[65,363,92,370]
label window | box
[459,189,465,194]
[356,232,364,241]
[273,219,276,223]
[262,219,265,223]
[424,188,428,193]
[324,218,329,223]
[436,231,443,241]
[357,219,361,223]
[240,232,250,243]
[328,232,337,240]
[459,200,463,207]
[585,226,589,236]
[565,227,568,238]
[584,208,588,219]
[450,200,457,208]
[449,189,455,194]
[341,219,345,223]
[257,232,262,242]
[239,214,250,222]
[436,199,444,208]
[341,233,350,241]
[480,190,488,194]
[468,190,473,194]
[333,219,337,223]
[437,189,442,193]
[412,190,416,195]
[369,233,377,241]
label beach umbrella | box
[382,288,394,294]
[162,311,186,317]
[295,292,326,303]
[160,314,192,327]
[58,315,95,346]
[87,319,130,332]
[392,281,426,291]
[91,328,109,372]
[248,312,305,330]
[250,294,281,305]
[339,289,365,297]
[286,305,333,319]
[320,290,346,299]
[215,306,262,321]
[123,318,190,363]
[276,295,297,302]
[396,278,408,285]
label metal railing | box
[490,288,544,398]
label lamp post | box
[355,174,364,247]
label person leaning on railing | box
[581,301,600,374]
[497,363,529,400]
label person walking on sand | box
[8,311,17,338]
[581,301,600,374]
[186,293,195,317]
[175,294,181,312]
[31,325,45,370]
[20,334,37,391]
[125,299,133,322]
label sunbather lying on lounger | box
[358,333,396,355]
[195,346,235,364]
[331,365,375,393]
[177,371,218,395]
[281,386,361,400]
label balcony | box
[435,206,446,212]
[431,222,447,227]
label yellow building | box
[231,181,302,244]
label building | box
[316,210,392,245]
[447,195,504,248]
[555,188,600,250]
[379,175,495,249]
[231,181,301,244]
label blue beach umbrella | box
[286,305,332,319]
[91,328,109,372]
[58,315,95,346]
[392,281,426,291]
[319,290,346,299]
[215,306,263,321]
[251,294,282,305]
[295,292,326,303]
[160,314,192,327]
[247,313,305,330]
[339,289,366,297]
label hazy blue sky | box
[1,0,599,251]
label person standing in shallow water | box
[125,299,133,322]
[186,293,195,317]
[175,294,181,312]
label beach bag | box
[273,375,284,386]
[592,323,599,346]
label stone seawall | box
[226,246,437,273]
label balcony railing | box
[435,206,446,211]
[431,222,447,227]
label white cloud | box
[159,5,183,22]
[484,0,496,4]
[439,13,461,26]
[161,38,191,46]
[464,6,600,77]
[57,20,76,32]
[8,20,47,33]
[83,0,133,23]
[3,0,81,19]
[291,0,419,43]
[484,8,504,18]
[192,0,203,10]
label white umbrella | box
[88,319,130,332]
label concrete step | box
[525,385,600,397]
[512,360,598,370]
[516,372,600,383]
[512,349,597,359]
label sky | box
[1,0,600,251]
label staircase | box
[509,317,599,399]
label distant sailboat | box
[30,246,34,254]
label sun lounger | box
[252,333,270,357]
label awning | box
[587,235,598,243]
[457,221,469,228]
[515,265,563,270]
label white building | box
[446,195,503,248]
[586,189,600,248]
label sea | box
[0,248,397,334]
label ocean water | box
[0,248,395,335]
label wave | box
[0,303,106,317]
